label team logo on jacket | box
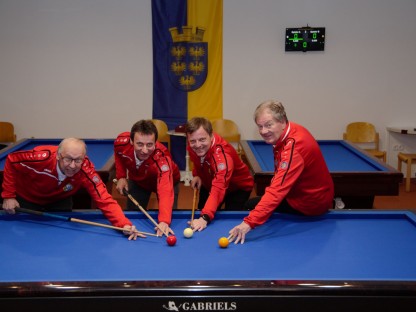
[217,163,226,171]
[92,175,100,184]
[63,183,73,192]
[280,161,288,169]
[161,164,169,172]
[168,26,208,91]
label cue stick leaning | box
[15,207,158,237]
[113,179,169,237]
[191,187,198,226]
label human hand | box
[228,221,251,244]
[123,224,146,241]
[116,178,128,196]
[155,221,174,237]
[190,176,201,190]
[2,198,20,214]
[188,217,208,232]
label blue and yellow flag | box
[152,0,223,129]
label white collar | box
[57,163,66,183]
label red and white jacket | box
[244,122,334,228]
[1,145,132,228]
[187,133,254,221]
[114,132,180,225]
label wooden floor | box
[373,179,416,209]
[112,178,416,210]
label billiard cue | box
[191,187,198,226]
[113,179,169,237]
[15,207,158,237]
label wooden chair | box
[0,121,17,143]
[151,119,170,151]
[211,119,242,157]
[343,122,386,162]
[398,152,416,192]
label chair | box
[151,119,170,151]
[211,119,242,157]
[0,121,17,143]
[398,152,416,192]
[343,122,386,162]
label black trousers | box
[244,196,305,215]
[15,195,73,212]
[126,180,179,211]
[198,187,252,211]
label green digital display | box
[285,27,325,52]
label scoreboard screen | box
[285,27,325,52]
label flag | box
[152,0,223,129]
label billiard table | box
[241,140,403,208]
[0,138,115,209]
[1,210,416,311]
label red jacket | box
[1,145,132,228]
[187,133,254,220]
[114,132,180,225]
[244,122,334,228]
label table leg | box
[182,151,192,186]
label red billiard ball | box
[167,235,177,246]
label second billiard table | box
[0,138,115,209]
[1,210,416,311]
[241,140,403,208]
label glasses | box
[60,154,84,165]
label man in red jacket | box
[185,117,254,232]
[228,100,334,244]
[114,120,180,237]
[1,137,141,240]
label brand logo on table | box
[168,26,208,92]
[162,300,237,311]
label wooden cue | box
[15,207,157,237]
[191,188,198,225]
[113,179,169,237]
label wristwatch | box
[201,214,211,224]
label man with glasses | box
[1,137,141,240]
[185,117,254,232]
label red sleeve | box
[114,132,131,180]
[1,154,19,199]
[244,140,304,228]
[152,148,175,225]
[200,145,234,220]
[80,160,132,228]
[1,146,55,199]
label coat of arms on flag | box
[168,26,208,92]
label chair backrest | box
[151,119,170,150]
[0,121,16,142]
[343,122,379,150]
[211,119,242,155]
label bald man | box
[1,138,141,240]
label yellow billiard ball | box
[218,237,229,248]
[183,227,193,238]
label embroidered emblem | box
[218,163,226,171]
[161,164,169,172]
[92,175,100,184]
[280,161,288,169]
[63,183,73,192]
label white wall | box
[1,0,416,169]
